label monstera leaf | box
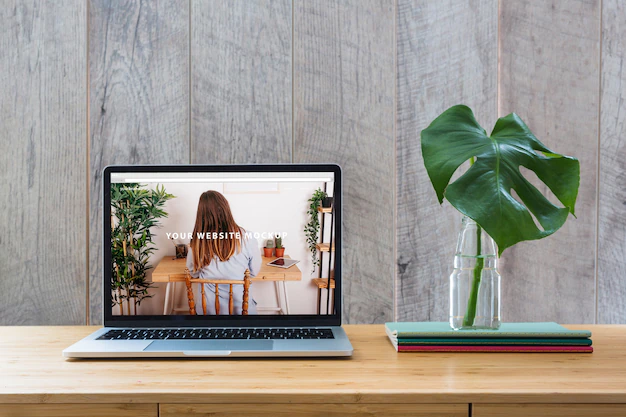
[421,105,580,256]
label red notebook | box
[398,345,593,353]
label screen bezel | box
[103,164,342,327]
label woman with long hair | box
[186,190,260,314]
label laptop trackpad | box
[144,340,274,351]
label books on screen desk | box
[385,322,593,353]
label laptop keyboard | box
[97,328,335,341]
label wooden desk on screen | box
[152,256,302,315]
[2,325,626,417]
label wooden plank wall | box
[2,0,626,325]
[294,0,396,323]
[396,0,498,321]
[191,0,292,164]
[88,0,190,324]
[598,0,626,323]
[0,1,87,325]
[497,0,600,324]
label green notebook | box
[385,322,592,339]
[397,338,592,346]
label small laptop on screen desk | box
[64,164,353,358]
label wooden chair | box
[184,268,251,315]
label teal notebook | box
[385,322,592,339]
[397,338,592,346]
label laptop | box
[64,164,353,358]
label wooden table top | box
[1,325,625,404]
[151,256,302,283]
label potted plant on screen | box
[304,188,326,274]
[274,235,285,258]
[421,105,580,330]
[263,239,275,258]
[110,183,175,315]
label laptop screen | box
[105,166,340,323]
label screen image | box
[108,171,337,317]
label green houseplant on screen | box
[111,183,175,315]
[304,188,327,274]
[421,105,580,330]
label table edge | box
[1,392,626,405]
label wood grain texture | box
[473,404,626,417]
[498,0,600,324]
[88,0,190,324]
[160,404,468,417]
[396,0,498,321]
[2,325,626,404]
[598,0,626,323]
[294,0,395,324]
[0,1,86,325]
[0,404,156,417]
[191,0,292,164]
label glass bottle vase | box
[449,216,501,330]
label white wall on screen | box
[129,181,334,315]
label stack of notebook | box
[385,322,593,353]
